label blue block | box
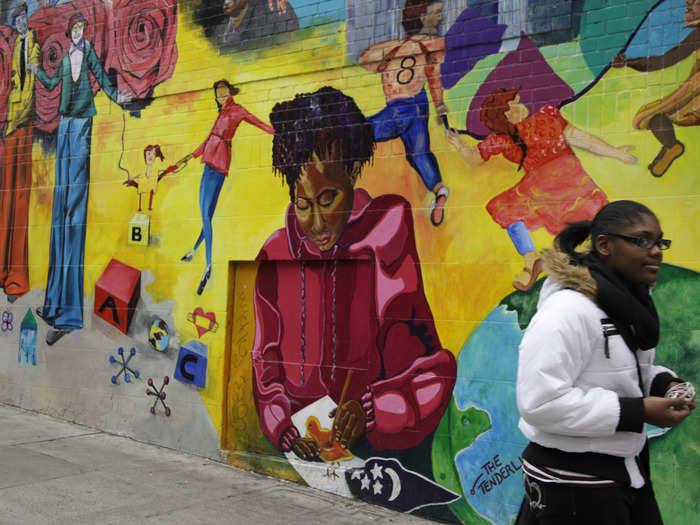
[174,341,207,388]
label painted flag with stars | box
[345,457,460,513]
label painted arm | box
[423,39,446,112]
[86,45,120,103]
[34,61,61,90]
[250,260,297,452]
[360,200,456,450]
[363,351,456,450]
[612,28,700,72]
[446,129,482,165]
[564,123,637,164]
[243,111,275,135]
[29,35,40,66]
[358,40,392,73]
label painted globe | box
[148,318,170,352]
[432,264,700,525]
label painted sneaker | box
[649,142,684,177]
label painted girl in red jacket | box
[179,79,274,294]
[253,87,456,460]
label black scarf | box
[583,255,659,351]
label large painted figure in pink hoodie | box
[253,87,456,460]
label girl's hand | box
[616,145,637,164]
[611,53,628,68]
[446,129,463,150]
[644,396,692,428]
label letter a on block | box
[98,296,120,324]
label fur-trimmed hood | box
[539,249,597,305]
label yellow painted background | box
[21,3,700,450]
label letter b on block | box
[128,213,150,246]
[174,341,207,388]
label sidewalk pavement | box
[0,403,432,525]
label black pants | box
[516,474,663,525]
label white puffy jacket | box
[516,250,677,487]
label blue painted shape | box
[174,341,208,388]
[626,0,693,59]
[292,0,345,27]
[442,7,507,90]
[18,309,37,366]
[453,305,527,525]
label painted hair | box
[143,144,164,162]
[555,200,657,260]
[65,13,87,38]
[213,79,240,109]
[480,86,528,171]
[402,0,437,36]
[11,3,27,25]
[270,86,376,201]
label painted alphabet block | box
[174,341,207,388]
[94,259,141,334]
[128,213,150,246]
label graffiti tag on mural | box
[469,455,523,496]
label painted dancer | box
[515,201,695,525]
[448,87,636,291]
[178,80,274,295]
[30,13,132,345]
[0,3,38,303]
[612,0,700,177]
[252,87,456,461]
[358,0,449,226]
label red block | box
[94,259,141,334]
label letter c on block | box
[180,354,198,381]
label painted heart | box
[192,307,217,338]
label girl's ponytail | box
[554,220,593,259]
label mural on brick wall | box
[0,0,698,524]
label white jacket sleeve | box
[517,294,621,437]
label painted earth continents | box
[149,318,170,351]
[432,263,700,525]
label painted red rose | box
[29,0,110,133]
[0,26,16,132]
[108,0,178,100]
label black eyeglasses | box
[603,232,671,250]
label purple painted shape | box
[466,36,574,138]
[442,8,507,90]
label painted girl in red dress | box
[448,87,637,291]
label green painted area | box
[432,401,492,524]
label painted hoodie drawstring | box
[297,240,339,385]
[297,241,306,385]
[330,254,338,383]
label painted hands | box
[436,103,448,126]
[611,53,628,68]
[291,436,319,460]
[329,400,366,449]
[117,91,134,105]
[446,128,464,151]
[616,145,637,164]
[268,0,289,13]
[177,153,193,166]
